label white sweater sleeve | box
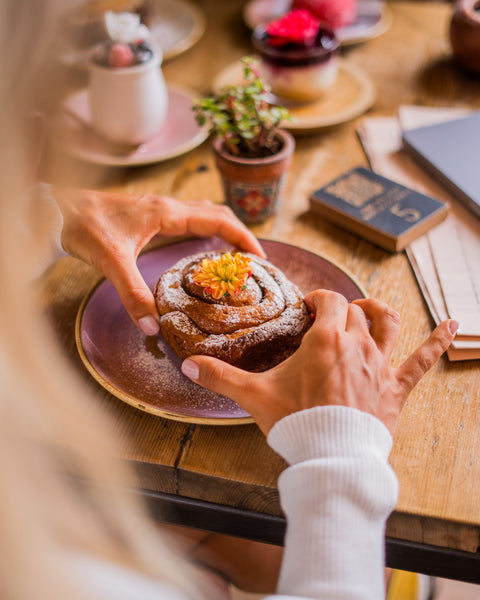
[264,405,399,600]
[69,406,397,600]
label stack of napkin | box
[358,105,480,361]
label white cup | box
[88,50,168,145]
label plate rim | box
[339,3,393,46]
[59,83,209,167]
[75,238,367,425]
[59,0,206,66]
[75,281,256,426]
[153,0,207,60]
[242,0,392,46]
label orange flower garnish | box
[193,252,253,299]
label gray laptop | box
[402,111,480,219]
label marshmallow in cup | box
[88,11,168,145]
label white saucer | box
[56,84,208,167]
[148,0,206,60]
[242,0,392,46]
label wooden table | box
[42,0,480,583]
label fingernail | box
[138,315,159,336]
[449,320,459,335]
[181,359,199,380]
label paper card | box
[407,245,479,348]
[398,105,471,131]
[427,219,480,336]
[357,109,480,341]
[406,237,446,323]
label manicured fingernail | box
[181,359,199,380]
[138,315,159,336]
[449,320,459,335]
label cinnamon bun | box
[154,250,311,372]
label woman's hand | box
[181,290,458,435]
[55,189,265,335]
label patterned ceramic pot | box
[212,129,295,225]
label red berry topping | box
[291,0,357,29]
[108,43,134,68]
[266,9,321,46]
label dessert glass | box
[252,25,339,103]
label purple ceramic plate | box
[76,238,365,425]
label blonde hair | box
[0,1,203,598]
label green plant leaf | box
[191,55,291,156]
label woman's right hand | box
[181,290,458,436]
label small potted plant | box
[192,57,294,224]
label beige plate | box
[212,59,376,134]
[59,0,206,68]
[149,0,206,61]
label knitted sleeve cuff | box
[267,405,393,466]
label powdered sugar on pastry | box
[154,251,311,371]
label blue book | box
[309,167,448,252]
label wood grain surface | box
[42,1,480,554]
